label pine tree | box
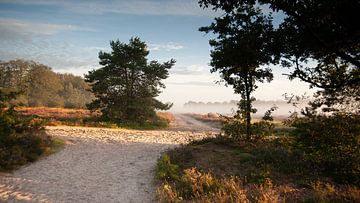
[85,37,174,124]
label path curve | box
[0,117,217,203]
[167,113,220,132]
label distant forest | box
[0,59,94,108]
[183,100,301,116]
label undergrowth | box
[155,133,360,202]
[0,91,64,171]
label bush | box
[292,114,360,185]
[222,119,275,140]
[222,119,247,140]
[156,154,180,182]
[0,91,52,170]
[157,166,282,203]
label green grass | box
[45,137,66,155]
[118,119,169,130]
[46,116,170,130]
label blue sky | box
[0,0,313,110]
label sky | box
[0,0,314,111]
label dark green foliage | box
[117,118,169,130]
[155,154,180,181]
[85,37,174,125]
[0,59,94,108]
[292,114,360,185]
[199,0,359,112]
[0,90,52,170]
[222,107,277,140]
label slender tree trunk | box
[244,75,251,139]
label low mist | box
[170,100,302,119]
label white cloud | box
[1,0,217,16]
[0,18,99,75]
[167,81,217,86]
[170,64,208,75]
[0,18,84,39]
[148,42,184,51]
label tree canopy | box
[199,0,360,113]
[85,37,174,124]
[0,59,94,108]
[199,4,274,138]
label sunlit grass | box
[155,133,360,202]
[16,107,174,129]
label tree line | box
[0,38,174,127]
[0,59,94,108]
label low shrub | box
[222,119,275,140]
[156,166,283,203]
[156,154,180,182]
[156,135,360,202]
[292,114,360,185]
[0,91,53,171]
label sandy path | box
[168,114,220,132]
[0,117,217,203]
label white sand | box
[0,114,217,203]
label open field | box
[15,107,176,128]
[16,107,96,119]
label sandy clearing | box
[0,115,217,203]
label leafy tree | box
[85,37,174,125]
[27,64,64,107]
[58,74,94,108]
[198,0,359,113]
[0,59,94,108]
[199,4,274,138]
[0,59,34,103]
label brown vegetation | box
[156,136,360,202]
[15,107,175,128]
[16,107,96,119]
[156,112,176,123]
[184,113,224,128]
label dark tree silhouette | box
[199,0,359,113]
[200,5,273,138]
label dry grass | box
[17,107,175,120]
[156,138,360,202]
[185,113,224,129]
[157,167,286,203]
[15,107,175,129]
[157,112,176,123]
[16,107,96,119]
[185,113,224,122]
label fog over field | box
[170,100,307,118]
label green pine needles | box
[85,37,175,126]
